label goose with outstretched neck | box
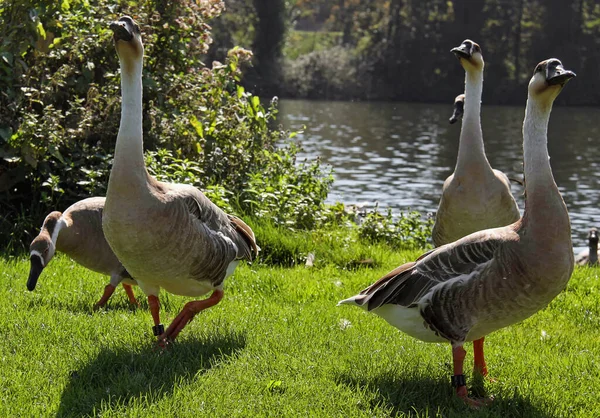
[339,59,575,406]
[432,40,520,248]
[103,16,258,344]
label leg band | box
[451,374,466,388]
[152,324,164,336]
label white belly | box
[374,304,446,343]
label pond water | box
[279,99,600,248]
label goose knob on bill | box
[27,197,138,310]
[339,59,575,406]
[103,17,259,345]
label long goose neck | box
[521,98,570,239]
[112,59,146,182]
[455,69,491,176]
[590,240,599,265]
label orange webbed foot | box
[157,290,224,343]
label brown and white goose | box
[432,40,520,247]
[27,197,138,309]
[575,228,599,266]
[448,93,465,124]
[339,59,575,405]
[103,17,258,343]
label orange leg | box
[93,284,116,310]
[451,345,492,408]
[122,283,139,306]
[159,289,224,343]
[473,337,488,376]
[147,295,164,338]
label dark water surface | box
[279,99,600,248]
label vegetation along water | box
[0,1,599,417]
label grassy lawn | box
[1,234,599,417]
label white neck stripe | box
[30,250,45,267]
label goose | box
[432,40,520,247]
[575,228,599,266]
[448,93,465,124]
[103,16,258,343]
[27,197,138,309]
[339,59,575,406]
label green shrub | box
[357,206,434,250]
[0,0,332,253]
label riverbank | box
[1,226,598,417]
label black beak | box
[27,255,44,291]
[110,20,133,42]
[547,63,576,86]
[451,43,471,60]
[449,101,464,124]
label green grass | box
[1,236,599,417]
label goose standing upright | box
[575,228,599,266]
[103,17,258,343]
[27,197,138,309]
[432,40,520,247]
[339,59,575,405]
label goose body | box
[340,58,575,405]
[103,16,258,342]
[27,197,138,308]
[575,228,599,266]
[432,40,520,247]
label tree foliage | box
[218,0,600,104]
[0,0,333,253]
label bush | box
[0,0,332,253]
[357,206,434,250]
[282,46,363,99]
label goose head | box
[110,16,143,72]
[588,228,598,247]
[451,39,484,71]
[449,93,465,124]
[528,59,575,103]
[27,211,62,291]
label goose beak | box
[547,64,576,86]
[451,44,471,60]
[27,255,44,291]
[110,20,133,42]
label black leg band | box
[451,374,466,388]
[152,324,164,336]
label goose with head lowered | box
[432,40,520,247]
[103,16,258,344]
[27,197,138,309]
[339,59,575,406]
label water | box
[279,99,600,248]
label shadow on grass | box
[56,331,246,417]
[338,371,555,418]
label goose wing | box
[358,228,514,311]
[165,183,258,262]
